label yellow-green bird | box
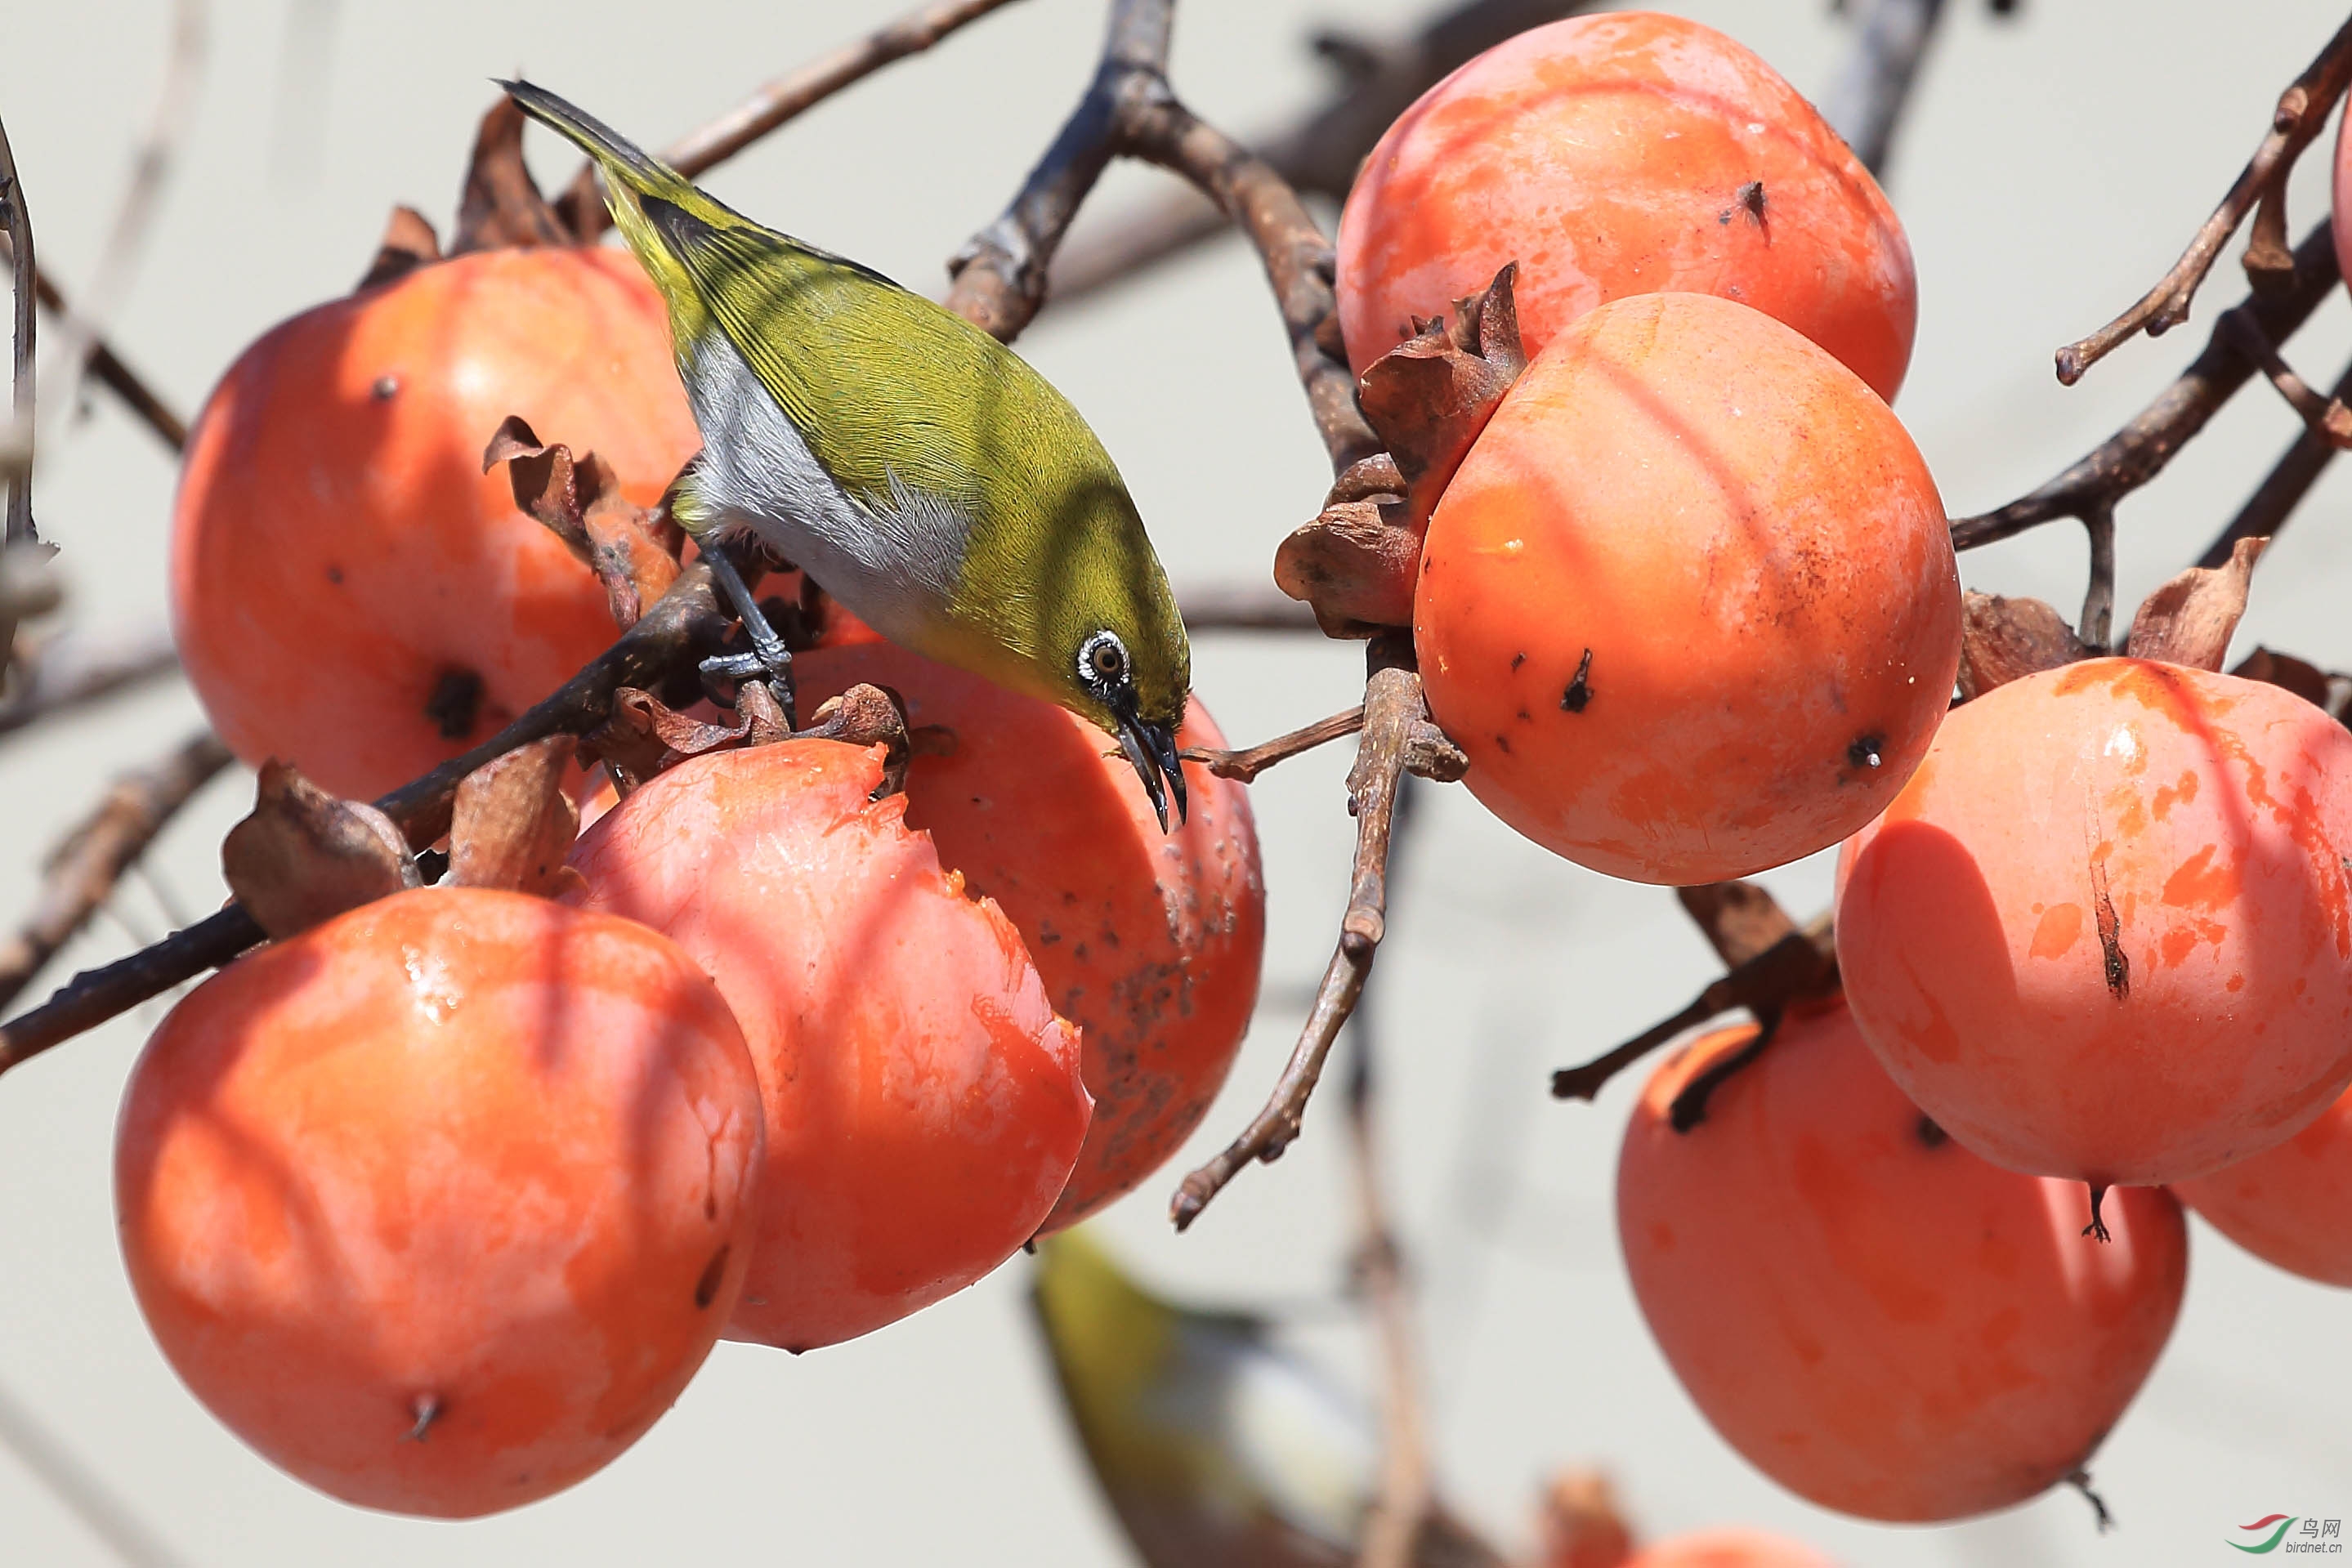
[1033,1232,1504,1568]
[502,80,1192,826]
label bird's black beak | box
[1113,707,1188,833]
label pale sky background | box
[2,2,2350,1565]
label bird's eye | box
[1080,631,1129,688]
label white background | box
[1,1,2348,1564]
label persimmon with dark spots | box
[789,643,1263,1231]
[114,887,764,1517]
[1617,1005,2185,1523]
[171,247,700,801]
[1414,291,1958,884]
[566,739,1092,1351]
[2173,1081,2352,1287]
[1337,11,1916,401]
[1837,658,2352,1186]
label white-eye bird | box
[1032,1231,1502,1568]
[502,80,1192,826]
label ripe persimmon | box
[1627,1532,1839,1568]
[1618,1006,2185,1522]
[114,887,762,1517]
[1338,11,1916,401]
[172,248,700,801]
[1837,658,2352,1186]
[790,644,1263,1231]
[566,739,1091,1350]
[2173,1082,2352,1287]
[1415,291,1958,884]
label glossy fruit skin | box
[172,248,700,802]
[789,645,1264,1231]
[1415,291,1958,884]
[1338,11,1916,401]
[567,739,1091,1350]
[114,887,762,1518]
[1618,1007,2186,1523]
[1838,659,2352,1186]
[1626,1530,1840,1568]
[2174,1083,2352,1286]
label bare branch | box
[0,109,35,545]
[0,238,190,452]
[2198,353,2352,568]
[1174,634,1420,1229]
[1178,584,1319,632]
[0,730,230,1013]
[2055,13,2352,383]
[1951,220,2339,552]
[566,0,1031,239]
[0,619,182,740]
[1820,0,1947,177]
[1183,704,1363,783]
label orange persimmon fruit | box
[790,644,1264,1231]
[1415,291,1958,884]
[114,887,763,1517]
[1626,1531,1840,1568]
[1337,11,1916,401]
[566,739,1092,1351]
[172,247,700,801]
[2171,1081,2352,1287]
[1837,658,2352,1186]
[1617,1004,2185,1522]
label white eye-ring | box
[1080,630,1129,688]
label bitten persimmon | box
[115,887,762,1517]
[1618,1006,2185,1522]
[566,739,1091,1350]
[172,248,700,801]
[2173,1083,2352,1287]
[1837,659,2352,1186]
[1415,292,1958,884]
[1337,11,1916,401]
[1627,1531,1839,1568]
[790,645,1263,1231]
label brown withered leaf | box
[582,688,752,791]
[449,97,573,255]
[223,762,419,940]
[2126,536,2268,671]
[482,418,679,631]
[1273,498,1421,637]
[1356,262,1527,535]
[357,205,441,291]
[1678,881,1799,970]
[449,737,582,897]
[1957,592,2087,700]
[2231,646,2334,708]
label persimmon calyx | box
[222,761,418,940]
[2123,535,2268,671]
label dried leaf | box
[734,680,792,744]
[2231,645,2333,708]
[582,688,751,789]
[449,737,581,896]
[1273,498,1421,636]
[2125,536,2269,671]
[357,205,440,290]
[449,97,572,256]
[1355,262,1526,535]
[798,683,914,797]
[483,419,680,631]
[1677,882,1797,970]
[224,762,418,940]
[1958,592,2086,700]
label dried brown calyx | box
[483,415,684,632]
[2123,535,2267,671]
[222,762,419,940]
[446,737,584,898]
[360,96,576,291]
[1957,592,2089,699]
[1276,263,1526,637]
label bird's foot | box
[702,541,800,727]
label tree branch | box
[0,109,36,546]
[1819,0,1947,178]
[0,238,189,452]
[2055,12,2352,383]
[1950,220,2339,552]
[2198,353,2352,568]
[0,729,230,1013]
[1182,704,1362,783]
[0,620,183,740]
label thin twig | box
[0,238,188,450]
[1182,704,1362,783]
[43,0,208,439]
[0,730,230,1013]
[0,109,36,544]
[2055,12,2352,383]
[0,621,182,739]
[564,0,1031,239]
[1952,220,2339,552]
[0,1375,192,1568]
[0,561,730,1076]
[1049,0,1594,304]
[2220,307,2352,444]
[1174,635,1420,1229]
[2198,354,2352,568]
[1178,583,1319,633]
[1819,0,1947,178]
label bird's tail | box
[498,78,689,202]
